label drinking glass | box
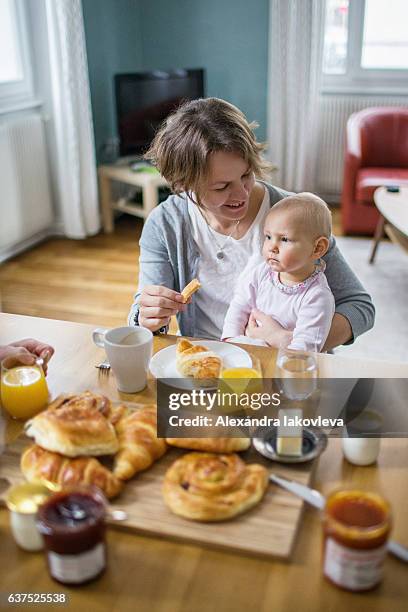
[1,358,49,419]
[219,354,263,396]
[217,356,264,437]
[275,347,318,401]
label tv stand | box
[98,160,169,233]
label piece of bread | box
[25,401,119,457]
[47,391,112,417]
[113,404,167,480]
[21,445,123,499]
[162,452,268,522]
[166,437,250,453]
[181,279,201,303]
[176,339,222,379]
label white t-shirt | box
[187,188,270,339]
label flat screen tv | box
[115,68,205,157]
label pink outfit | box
[221,262,335,352]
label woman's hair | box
[267,193,332,239]
[144,97,272,201]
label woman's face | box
[199,151,255,221]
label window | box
[0,0,35,111]
[322,0,408,92]
[361,0,408,69]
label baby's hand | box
[246,309,292,348]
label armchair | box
[341,107,408,235]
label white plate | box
[149,340,252,383]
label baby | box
[221,193,335,352]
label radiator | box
[316,95,408,200]
[0,114,53,256]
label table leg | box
[99,173,114,233]
[142,182,159,218]
[369,215,385,264]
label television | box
[114,68,205,158]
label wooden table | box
[98,162,168,233]
[370,186,408,263]
[1,313,407,611]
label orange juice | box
[220,367,263,396]
[1,365,49,419]
[221,367,262,379]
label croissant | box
[113,404,167,480]
[163,452,268,521]
[176,339,222,379]
[166,437,250,453]
[21,445,123,499]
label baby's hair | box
[144,97,273,202]
[267,193,332,239]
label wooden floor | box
[0,216,143,328]
[0,209,343,329]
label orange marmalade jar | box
[322,489,391,592]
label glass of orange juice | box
[218,356,263,410]
[220,355,263,394]
[1,358,49,420]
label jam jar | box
[37,486,107,585]
[322,489,391,592]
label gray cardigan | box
[129,182,375,342]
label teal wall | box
[139,0,269,141]
[82,0,143,156]
[82,0,269,159]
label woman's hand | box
[245,309,292,348]
[138,285,188,332]
[0,339,54,373]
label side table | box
[98,163,169,233]
[369,186,408,263]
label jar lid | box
[6,482,53,514]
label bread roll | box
[113,404,167,480]
[21,445,123,499]
[163,452,268,521]
[47,391,111,417]
[25,401,119,457]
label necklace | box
[204,217,241,260]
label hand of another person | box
[0,339,54,373]
[138,285,189,332]
[245,309,292,348]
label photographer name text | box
[167,414,344,428]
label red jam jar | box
[37,486,107,585]
[322,489,391,592]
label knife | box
[269,473,408,563]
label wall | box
[139,0,269,141]
[82,0,269,157]
[82,0,143,157]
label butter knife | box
[269,474,408,563]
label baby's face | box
[262,209,317,274]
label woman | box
[129,98,374,349]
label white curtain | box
[46,0,99,238]
[267,0,326,193]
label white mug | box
[342,409,382,466]
[92,326,153,393]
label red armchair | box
[341,107,408,235]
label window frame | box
[0,0,37,113]
[322,0,408,95]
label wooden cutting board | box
[0,432,318,560]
